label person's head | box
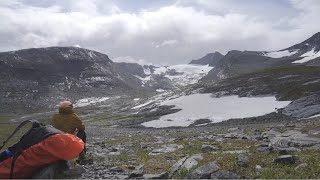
[59,100,74,114]
[59,100,73,109]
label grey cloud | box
[0,0,319,64]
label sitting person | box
[51,101,86,159]
[51,101,85,134]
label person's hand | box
[73,128,79,135]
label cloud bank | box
[0,0,319,64]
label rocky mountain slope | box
[189,52,224,66]
[0,47,155,114]
[201,32,320,82]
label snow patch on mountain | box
[134,75,151,84]
[293,48,320,63]
[264,50,298,58]
[143,67,151,75]
[75,97,110,107]
[142,94,291,128]
[138,64,213,87]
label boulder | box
[150,144,184,155]
[211,170,239,179]
[128,165,144,179]
[273,155,298,165]
[168,157,188,178]
[256,143,273,153]
[255,165,263,173]
[201,145,219,153]
[237,154,250,167]
[187,162,219,179]
[181,154,204,170]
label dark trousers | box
[76,131,86,158]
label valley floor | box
[1,105,320,179]
[77,116,320,179]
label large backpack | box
[0,120,84,179]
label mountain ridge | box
[201,32,320,82]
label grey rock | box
[256,146,273,153]
[129,165,144,179]
[228,127,240,132]
[116,175,130,179]
[211,170,239,179]
[294,163,308,171]
[256,143,273,153]
[181,154,204,170]
[262,129,281,139]
[273,155,298,165]
[270,130,320,148]
[64,165,85,178]
[308,129,320,135]
[168,157,188,178]
[278,149,289,155]
[274,147,301,152]
[109,151,121,155]
[255,165,263,173]
[150,144,184,155]
[140,143,148,149]
[32,163,60,179]
[249,131,264,141]
[110,147,118,152]
[143,172,168,179]
[237,154,250,167]
[283,94,320,118]
[187,162,219,179]
[224,133,238,139]
[220,150,249,155]
[201,145,219,153]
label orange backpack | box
[0,120,84,179]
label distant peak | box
[189,51,224,66]
[206,51,223,56]
[284,32,320,52]
[304,32,320,42]
[311,32,320,37]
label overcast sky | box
[0,0,319,65]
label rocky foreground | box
[64,116,320,179]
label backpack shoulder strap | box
[0,120,39,151]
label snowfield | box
[142,94,291,128]
[139,64,213,87]
[293,48,320,63]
